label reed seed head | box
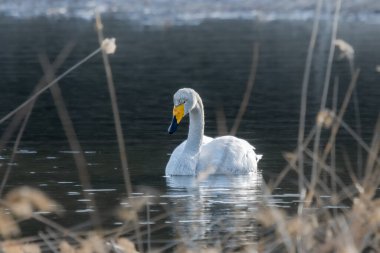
[115,237,139,253]
[334,39,354,61]
[4,186,62,219]
[59,241,76,253]
[0,209,20,238]
[255,206,285,228]
[101,38,116,54]
[316,109,334,129]
[86,233,107,253]
[1,241,41,253]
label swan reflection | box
[164,173,263,249]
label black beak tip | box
[168,117,178,134]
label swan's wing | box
[198,136,259,174]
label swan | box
[165,88,262,176]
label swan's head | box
[168,88,198,134]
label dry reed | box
[0,209,20,238]
[1,241,41,253]
[4,186,61,219]
[94,12,143,253]
[38,53,101,229]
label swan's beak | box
[168,103,184,134]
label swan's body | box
[166,88,262,176]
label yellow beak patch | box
[173,103,185,124]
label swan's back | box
[197,136,261,174]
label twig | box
[304,148,355,202]
[0,42,76,197]
[38,54,102,229]
[270,126,317,191]
[0,47,102,125]
[341,149,360,191]
[94,13,132,199]
[297,0,323,197]
[0,112,28,197]
[230,43,260,136]
[216,104,228,136]
[321,69,360,160]
[363,115,380,189]
[308,0,342,206]
[0,41,76,151]
[32,214,81,243]
[147,202,151,253]
[39,231,60,253]
[94,12,142,252]
[296,6,323,245]
[331,76,339,197]
[261,181,296,253]
[338,118,380,164]
[352,88,363,174]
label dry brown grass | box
[4,186,61,219]
[114,237,139,253]
[0,209,20,238]
[254,188,380,252]
[1,241,41,253]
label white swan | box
[165,88,262,176]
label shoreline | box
[1,1,380,26]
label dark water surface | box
[0,16,379,248]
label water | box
[0,16,379,248]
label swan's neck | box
[184,95,204,156]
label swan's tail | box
[256,154,263,163]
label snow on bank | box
[1,0,380,25]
